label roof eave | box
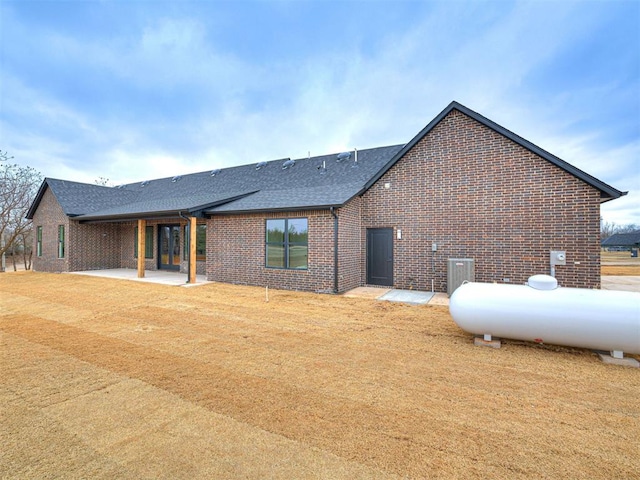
[77,210,188,223]
[25,178,51,220]
[205,203,342,216]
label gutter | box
[330,207,338,294]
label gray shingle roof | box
[27,179,140,218]
[601,231,640,247]
[28,145,404,221]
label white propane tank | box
[449,275,640,355]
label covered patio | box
[67,268,210,287]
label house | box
[601,231,640,252]
[26,101,626,292]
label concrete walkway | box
[68,268,210,287]
[601,276,640,293]
[343,286,449,306]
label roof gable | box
[26,178,140,219]
[362,101,626,203]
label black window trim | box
[265,217,308,270]
[134,225,154,259]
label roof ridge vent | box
[336,151,351,162]
[255,161,268,170]
[282,159,295,170]
[210,169,221,177]
[171,175,182,183]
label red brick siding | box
[362,110,601,291]
[68,221,123,271]
[207,210,335,292]
[337,198,363,292]
[31,188,70,273]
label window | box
[134,226,154,259]
[183,224,206,261]
[36,226,42,257]
[58,225,65,258]
[266,218,308,269]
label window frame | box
[36,226,42,257]
[134,225,154,259]
[265,218,308,270]
[183,223,206,262]
[57,225,65,258]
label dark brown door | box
[367,228,393,286]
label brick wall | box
[31,188,70,273]
[207,210,335,293]
[337,198,363,292]
[68,221,123,271]
[361,109,602,291]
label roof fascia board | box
[78,211,189,224]
[26,178,51,219]
[205,204,340,217]
[362,101,626,202]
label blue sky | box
[1,0,638,225]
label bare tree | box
[0,151,43,271]
[616,223,639,234]
[600,217,618,241]
[601,217,640,241]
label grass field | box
[1,272,639,479]
[601,250,640,275]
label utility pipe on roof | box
[330,207,338,294]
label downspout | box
[178,211,191,283]
[330,207,338,294]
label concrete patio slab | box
[67,269,211,287]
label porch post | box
[137,219,146,278]
[189,217,197,284]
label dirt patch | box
[1,272,639,479]
[601,265,640,276]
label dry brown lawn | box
[1,272,639,479]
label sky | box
[0,0,638,226]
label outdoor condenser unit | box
[447,258,475,296]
